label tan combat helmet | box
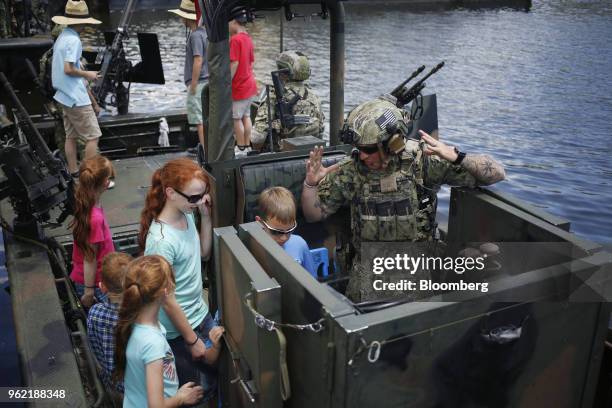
[341,97,411,154]
[276,51,311,81]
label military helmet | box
[341,97,410,147]
[276,51,310,81]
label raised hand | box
[419,130,458,162]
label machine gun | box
[92,0,165,116]
[270,69,311,132]
[0,72,73,237]
[391,61,444,108]
[92,0,138,115]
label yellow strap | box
[274,328,291,401]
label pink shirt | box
[70,206,115,285]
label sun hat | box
[168,0,197,21]
[51,0,101,25]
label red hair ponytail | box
[138,158,209,252]
[69,155,114,260]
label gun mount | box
[92,0,165,115]
[0,72,73,238]
[391,61,445,108]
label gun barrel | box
[0,72,54,161]
[391,65,425,96]
[417,61,444,85]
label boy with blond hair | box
[256,187,316,276]
[87,251,133,395]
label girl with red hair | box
[139,158,224,405]
[69,155,115,307]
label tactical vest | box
[283,82,324,137]
[351,141,437,246]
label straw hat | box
[168,0,197,21]
[52,0,101,25]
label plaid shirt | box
[87,299,124,392]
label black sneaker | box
[187,147,198,155]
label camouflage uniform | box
[252,51,324,145]
[316,97,478,302]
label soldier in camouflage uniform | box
[301,96,506,302]
[252,51,325,147]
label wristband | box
[185,334,200,347]
[303,180,319,189]
[453,147,466,165]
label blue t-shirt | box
[52,27,90,107]
[123,324,178,408]
[283,234,316,277]
[145,212,207,339]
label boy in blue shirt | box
[51,0,102,178]
[256,187,317,276]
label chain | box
[244,295,325,333]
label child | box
[69,155,115,307]
[229,9,257,157]
[168,0,209,153]
[256,186,316,276]
[114,255,204,407]
[51,0,103,179]
[87,252,132,396]
[139,158,225,406]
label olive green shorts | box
[187,82,207,125]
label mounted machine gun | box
[391,61,444,108]
[92,0,165,114]
[0,72,73,237]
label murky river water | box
[82,0,612,244]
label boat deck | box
[45,151,191,243]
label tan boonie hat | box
[168,0,197,21]
[52,0,101,25]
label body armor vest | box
[351,141,437,247]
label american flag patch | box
[375,109,397,130]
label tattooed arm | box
[419,130,505,186]
[301,186,330,222]
[460,154,505,185]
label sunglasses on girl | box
[260,219,298,236]
[175,188,209,204]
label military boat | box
[1,0,611,407]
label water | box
[83,0,612,244]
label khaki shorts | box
[232,96,254,119]
[61,104,101,141]
[187,82,207,125]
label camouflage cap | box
[344,97,408,145]
[276,51,310,81]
